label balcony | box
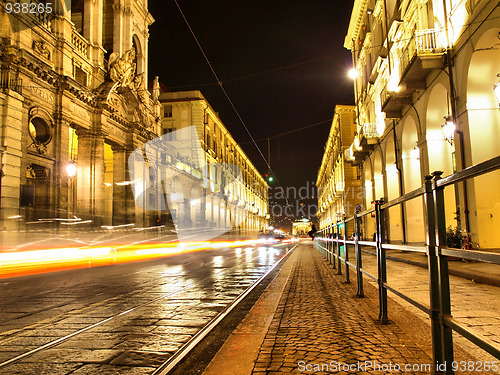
[380,86,413,118]
[400,28,446,85]
[0,70,23,95]
[381,29,446,117]
[347,137,369,166]
[72,30,90,59]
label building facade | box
[292,219,311,237]
[344,0,500,248]
[158,91,269,235]
[0,1,164,231]
[317,105,362,236]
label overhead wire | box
[172,0,298,219]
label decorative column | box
[76,130,105,226]
[111,145,127,225]
[53,119,71,218]
[0,82,23,231]
[112,1,124,56]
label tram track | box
[0,242,295,373]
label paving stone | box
[250,245,434,375]
[69,364,156,374]
[109,350,171,367]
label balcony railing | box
[362,123,379,139]
[0,70,23,95]
[30,0,52,30]
[72,30,90,58]
[415,28,447,54]
[398,28,447,82]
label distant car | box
[258,231,287,241]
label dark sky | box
[148,0,355,221]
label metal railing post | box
[327,226,331,263]
[375,200,388,324]
[424,175,446,373]
[336,222,342,275]
[344,217,350,284]
[433,171,454,373]
[355,213,364,297]
[331,225,337,269]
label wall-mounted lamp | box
[66,162,77,178]
[494,73,500,107]
[410,146,420,160]
[442,116,456,145]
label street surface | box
[344,247,500,364]
[0,241,293,374]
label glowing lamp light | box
[410,146,420,160]
[442,116,456,145]
[348,68,359,79]
[494,74,500,106]
[66,163,77,178]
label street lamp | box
[348,68,359,80]
[494,74,500,107]
[442,116,456,145]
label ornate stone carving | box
[108,48,136,88]
[32,40,51,60]
[133,72,150,106]
[152,76,160,102]
[29,142,48,154]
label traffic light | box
[264,173,274,183]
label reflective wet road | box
[0,242,293,374]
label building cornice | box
[344,0,367,50]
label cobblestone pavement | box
[251,244,433,375]
[344,247,500,364]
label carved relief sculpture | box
[32,40,51,61]
[108,48,136,88]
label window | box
[74,66,87,86]
[164,105,172,118]
[162,127,173,141]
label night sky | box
[148,0,355,223]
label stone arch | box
[384,132,403,242]
[190,182,203,228]
[363,158,375,240]
[170,175,184,226]
[425,83,457,229]
[401,117,424,243]
[465,27,500,249]
[373,148,384,202]
[132,35,144,78]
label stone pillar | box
[113,2,124,56]
[0,89,23,231]
[76,130,105,226]
[123,6,133,52]
[111,145,126,225]
[53,119,71,218]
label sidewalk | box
[379,249,500,287]
[204,243,434,374]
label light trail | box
[0,239,274,279]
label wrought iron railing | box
[314,154,500,372]
[362,123,379,139]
